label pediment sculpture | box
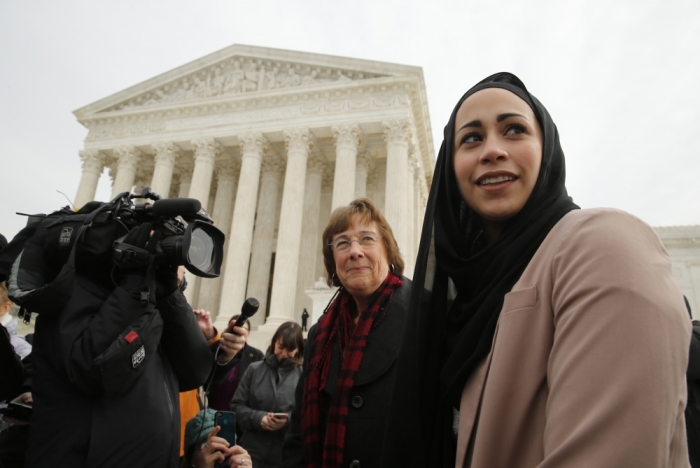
[105,56,383,113]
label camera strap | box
[142,257,157,308]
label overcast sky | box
[1,0,699,240]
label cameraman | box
[24,224,246,468]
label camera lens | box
[188,227,214,271]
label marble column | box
[263,128,314,330]
[405,147,418,278]
[244,152,286,330]
[382,119,412,261]
[316,168,334,281]
[75,149,104,208]
[111,146,142,198]
[355,150,371,199]
[331,124,362,211]
[177,161,194,198]
[150,142,180,199]
[416,163,427,234]
[182,141,220,306]
[294,149,326,321]
[197,155,241,316]
[189,139,222,210]
[218,133,267,321]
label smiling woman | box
[383,72,692,468]
[282,198,412,468]
[453,88,543,242]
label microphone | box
[231,298,260,331]
[151,198,202,218]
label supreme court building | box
[72,45,435,338]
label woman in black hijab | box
[382,73,691,467]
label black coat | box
[282,277,412,468]
[25,274,214,468]
[687,320,700,467]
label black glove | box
[113,224,159,291]
[155,262,179,298]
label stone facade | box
[655,225,700,318]
[72,44,435,343]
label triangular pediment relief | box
[94,50,397,114]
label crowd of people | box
[1,72,699,468]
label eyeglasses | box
[329,234,382,252]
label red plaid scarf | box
[301,272,403,468]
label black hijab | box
[382,73,579,466]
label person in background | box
[182,409,252,468]
[233,321,303,468]
[301,309,309,332]
[208,314,264,415]
[382,72,690,467]
[0,278,33,468]
[282,198,412,468]
[0,282,30,363]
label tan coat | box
[456,208,691,468]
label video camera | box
[111,187,225,278]
[1,188,225,321]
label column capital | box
[331,123,363,150]
[114,146,142,170]
[283,127,315,154]
[261,151,286,176]
[382,119,413,146]
[192,138,223,163]
[238,132,269,159]
[215,154,241,182]
[79,149,104,173]
[152,142,181,165]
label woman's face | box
[273,338,298,361]
[332,214,390,302]
[453,88,543,234]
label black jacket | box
[282,277,412,468]
[0,325,24,402]
[25,274,214,468]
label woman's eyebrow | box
[457,119,482,133]
[334,230,376,239]
[497,112,527,122]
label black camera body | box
[111,188,225,278]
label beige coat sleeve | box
[543,210,691,467]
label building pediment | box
[74,45,422,118]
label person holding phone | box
[231,322,303,468]
[183,409,252,468]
